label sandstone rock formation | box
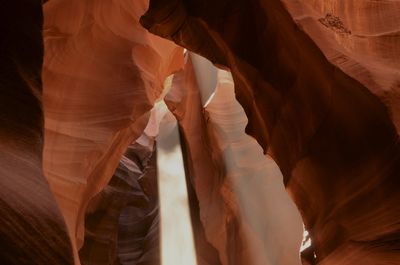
[204,68,304,265]
[141,1,400,264]
[165,58,233,265]
[0,0,399,265]
[165,55,304,265]
[42,0,183,262]
[0,2,73,264]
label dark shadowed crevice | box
[0,1,74,264]
[79,142,160,265]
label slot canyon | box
[0,1,399,265]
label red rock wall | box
[0,1,74,264]
[1,1,399,264]
[42,1,183,262]
[166,55,305,265]
[141,0,400,264]
[282,0,400,133]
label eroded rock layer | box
[1,1,400,265]
[204,68,304,265]
[165,55,304,265]
[141,1,400,264]
[42,1,183,261]
[0,1,73,264]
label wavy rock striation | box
[165,54,304,265]
[42,1,183,262]
[141,1,400,264]
[203,68,304,265]
[0,1,74,264]
[1,1,400,264]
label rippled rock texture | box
[0,1,73,264]
[165,55,304,265]
[1,0,399,265]
[142,1,400,264]
[42,0,183,262]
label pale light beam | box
[156,101,198,265]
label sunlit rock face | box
[78,52,304,265]
[0,2,73,264]
[165,55,304,265]
[1,0,400,265]
[204,68,304,265]
[141,0,400,264]
[41,0,183,261]
[164,58,230,265]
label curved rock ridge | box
[2,1,400,264]
[42,0,184,261]
[204,68,304,265]
[164,57,228,265]
[141,1,400,264]
[0,1,74,264]
[164,54,303,265]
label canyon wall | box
[0,1,74,264]
[1,1,399,264]
[141,0,400,264]
[42,0,183,262]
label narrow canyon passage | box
[77,53,306,265]
[0,0,399,265]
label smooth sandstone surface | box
[1,0,399,264]
[204,69,304,265]
[141,0,400,264]
[165,54,304,265]
[282,0,400,132]
[42,0,183,262]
